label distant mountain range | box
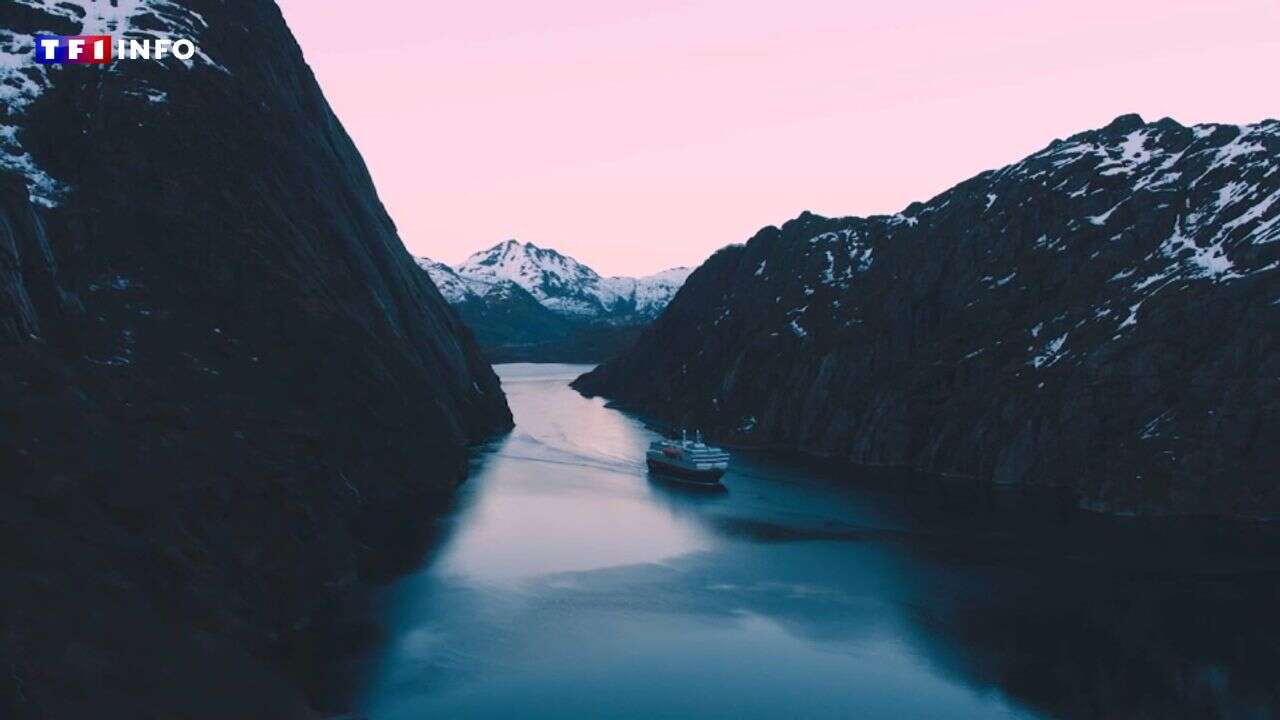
[419,240,692,362]
[576,114,1280,518]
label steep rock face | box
[0,174,79,343]
[0,1,510,717]
[576,115,1279,518]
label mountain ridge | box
[576,114,1279,518]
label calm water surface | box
[353,364,1280,719]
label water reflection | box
[352,364,1280,719]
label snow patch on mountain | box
[1088,202,1124,226]
[1030,333,1069,369]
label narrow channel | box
[354,364,1280,719]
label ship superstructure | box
[645,430,730,484]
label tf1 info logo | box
[34,35,199,65]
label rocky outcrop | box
[576,115,1280,519]
[0,2,510,718]
[0,174,77,343]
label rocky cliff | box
[576,115,1279,519]
[0,1,511,717]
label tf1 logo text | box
[34,35,199,65]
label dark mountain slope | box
[446,284,645,363]
[0,1,510,717]
[576,115,1279,518]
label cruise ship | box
[646,430,730,484]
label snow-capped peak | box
[458,240,607,316]
[422,240,692,322]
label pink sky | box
[276,0,1279,276]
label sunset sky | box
[275,0,1279,275]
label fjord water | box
[355,364,1279,719]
